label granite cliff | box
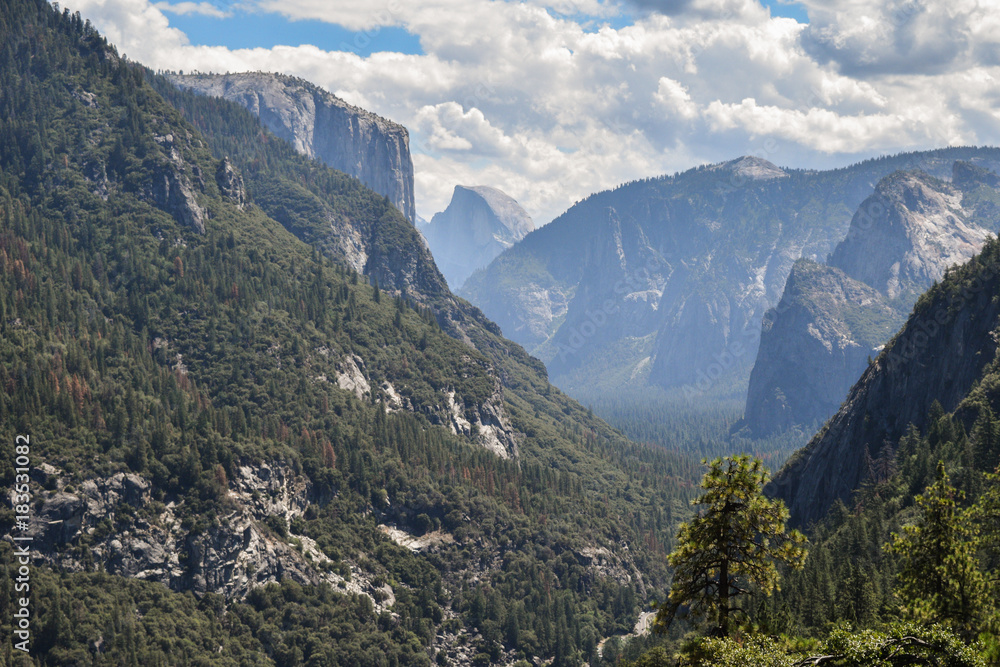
[419,185,534,290]
[770,237,1000,526]
[744,165,1000,436]
[744,259,900,436]
[829,169,993,302]
[169,71,415,223]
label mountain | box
[460,152,1000,409]
[769,235,1000,526]
[419,184,535,290]
[744,166,1000,436]
[0,2,701,663]
[168,71,416,223]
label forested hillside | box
[0,2,701,664]
[625,407,1000,665]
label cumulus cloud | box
[704,98,920,153]
[799,0,1000,76]
[59,0,1000,223]
[415,104,515,156]
[654,77,698,119]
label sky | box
[61,0,1000,224]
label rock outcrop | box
[419,185,535,289]
[142,132,207,233]
[23,463,392,607]
[215,156,247,209]
[169,72,415,223]
[744,165,1000,436]
[333,352,521,459]
[440,381,521,460]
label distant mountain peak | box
[452,185,535,237]
[712,155,788,181]
[421,185,534,289]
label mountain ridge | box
[461,148,1000,408]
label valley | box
[1,0,999,665]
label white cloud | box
[66,0,190,56]
[59,0,1000,223]
[252,0,407,31]
[415,103,514,155]
[703,98,919,153]
[654,77,698,119]
[798,0,1000,76]
[154,1,231,18]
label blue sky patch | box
[166,8,423,55]
[760,0,809,22]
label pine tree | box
[971,470,1000,625]
[971,406,1000,474]
[657,455,807,637]
[886,461,986,637]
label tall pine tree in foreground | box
[657,455,807,637]
[887,461,988,638]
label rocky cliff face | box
[769,240,1000,526]
[744,260,901,435]
[107,130,208,234]
[419,185,534,290]
[169,72,415,223]
[333,352,521,459]
[744,165,1000,436]
[25,462,395,607]
[460,150,1000,400]
[829,170,992,302]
